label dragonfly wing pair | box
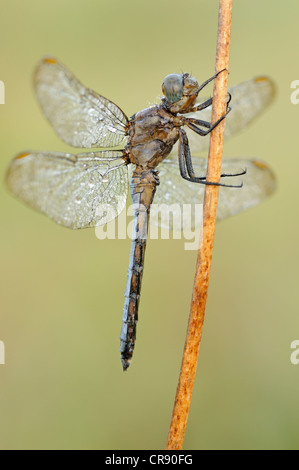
[7,58,130,228]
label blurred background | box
[0,0,298,450]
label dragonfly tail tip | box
[121,357,131,372]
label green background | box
[0,0,298,450]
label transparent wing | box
[34,57,129,148]
[170,76,275,156]
[6,150,129,229]
[152,157,276,230]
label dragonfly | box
[6,57,276,371]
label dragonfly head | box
[162,73,199,113]
[162,74,184,104]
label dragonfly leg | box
[178,128,195,179]
[190,92,231,113]
[220,169,247,178]
[190,97,213,113]
[184,103,231,136]
[178,129,243,188]
[186,117,211,129]
[196,68,227,94]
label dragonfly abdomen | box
[120,168,159,371]
[120,240,145,370]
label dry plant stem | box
[166,0,233,450]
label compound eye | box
[162,74,184,103]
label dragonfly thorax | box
[126,105,180,169]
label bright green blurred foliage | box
[0,0,298,450]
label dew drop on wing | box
[87,108,97,117]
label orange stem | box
[166,0,233,450]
